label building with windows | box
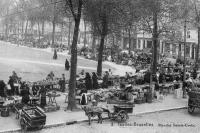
[127,28,198,60]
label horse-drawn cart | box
[82,103,134,125]
[107,104,133,122]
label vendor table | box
[159,83,174,94]
[47,92,60,106]
[29,96,40,105]
[12,96,22,104]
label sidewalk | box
[0,94,188,133]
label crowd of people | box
[0,71,68,108]
[76,69,113,95]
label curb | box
[132,106,187,116]
[0,106,187,133]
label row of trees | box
[1,0,200,109]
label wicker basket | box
[1,108,9,117]
[134,98,143,104]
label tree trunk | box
[52,0,56,48]
[68,18,72,54]
[38,22,41,45]
[111,33,115,58]
[22,21,24,38]
[24,20,29,43]
[61,22,64,45]
[128,26,131,54]
[52,20,56,48]
[97,16,107,77]
[92,34,96,55]
[67,0,83,111]
[195,27,200,70]
[84,20,87,47]
[152,11,158,75]
[97,34,106,76]
[42,21,45,35]
[67,19,81,111]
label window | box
[147,41,152,48]
[143,40,146,48]
[187,31,190,38]
[138,40,141,49]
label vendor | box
[84,72,92,90]
[8,76,15,96]
[0,80,6,98]
[10,71,20,95]
[32,83,39,96]
[39,86,47,108]
[102,71,109,88]
[11,71,19,82]
[46,71,55,80]
[125,72,130,81]
[108,69,112,76]
[59,74,66,92]
[92,72,98,89]
[79,70,85,77]
[80,93,87,105]
[21,83,30,105]
[65,58,70,71]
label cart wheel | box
[20,119,28,131]
[117,111,128,122]
[38,125,44,130]
[188,106,195,113]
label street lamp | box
[183,0,188,98]
[183,19,187,98]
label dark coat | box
[92,73,99,89]
[102,74,109,88]
[39,86,47,107]
[59,78,66,92]
[21,88,30,104]
[8,78,15,95]
[85,73,92,90]
[65,59,70,71]
[0,80,6,97]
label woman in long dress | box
[84,73,92,90]
[92,72,99,89]
[39,86,47,108]
[21,84,30,105]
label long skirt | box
[40,95,46,107]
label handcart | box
[13,103,25,119]
[19,106,46,130]
[188,90,200,113]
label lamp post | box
[183,18,187,98]
[183,0,188,98]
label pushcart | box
[19,106,46,130]
[188,91,200,113]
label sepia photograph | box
[0,0,199,133]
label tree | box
[84,0,125,76]
[122,0,141,53]
[192,0,200,70]
[139,0,181,74]
[64,0,83,111]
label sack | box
[14,83,19,87]
[7,84,11,90]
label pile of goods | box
[88,87,121,102]
[33,78,62,86]
[44,104,60,112]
